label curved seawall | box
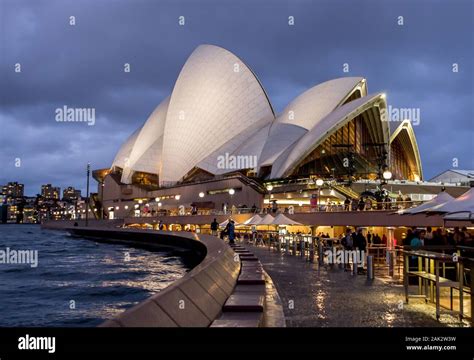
[61,226,240,327]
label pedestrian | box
[341,228,353,271]
[425,226,433,241]
[403,229,414,246]
[272,200,278,214]
[210,218,219,236]
[351,198,358,211]
[228,220,236,245]
[251,224,257,244]
[344,198,351,211]
[354,229,367,274]
[410,231,422,248]
[365,197,372,210]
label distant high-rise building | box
[41,184,60,200]
[62,186,81,201]
[1,182,24,198]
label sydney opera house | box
[92,44,454,220]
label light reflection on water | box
[0,224,190,327]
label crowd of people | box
[402,226,473,248]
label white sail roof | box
[111,128,140,170]
[160,45,274,184]
[276,77,366,130]
[270,93,388,179]
[121,97,169,183]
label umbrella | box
[271,213,302,225]
[399,191,454,214]
[243,214,262,225]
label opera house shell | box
[111,44,422,187]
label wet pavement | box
[248,245,469,327]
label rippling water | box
[0,224,190,327]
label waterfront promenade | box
[249,245,469,327]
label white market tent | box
[243,214,262,225]
[432,188,474,219]
[258,214,275,225]
[271,213,302,226]
[399,191,454,214]
[219,219,240,227]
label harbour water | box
[0,224,190,327]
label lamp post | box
[315,179,324,211]
[382,168,392,186]
[85,162,90,227]
[266,184,273,213]
[228,188,235,213]
[100,181,104,219]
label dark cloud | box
[1,0,472,195]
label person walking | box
[228,220,236,245]
[210,218,219,236]
[251,224,257,244]
[354,229,367,274]
[344,198,351,211]
[341,228,353,271]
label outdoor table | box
[402,249,464,320]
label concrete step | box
[210,312,263,327]
[237,272,266,285]
[234,250,252,254]
[233,284,266,296]
[223,293,265,312]
[240,257,259,262]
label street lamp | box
[315,179,324,211]
[85,162,90,227]
[265,184,273,212]
[383,170,392,181]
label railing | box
[122,200,427,218]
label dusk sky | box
[1,0,473,196]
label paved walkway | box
[248,245,468,327]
